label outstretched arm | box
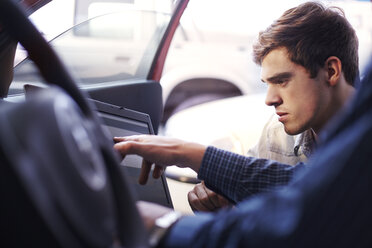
[113,135,206,184]
[114,135,305,202]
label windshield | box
[9,9,171,95]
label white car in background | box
[165,93,272,154]
[161,0,372,122]
[160,0,296,122]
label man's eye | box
[275,79,288,85]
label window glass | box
[9,10,170,95]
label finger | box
[201,181,232,207]
[187,191,197,212]
[113,137,127,143]
[205,190,220,209]
[113,141,132,155]
[114,140,144,158]
[113,135,142,143]
[152,164,164,179]
[217,195,231,207]
[202,182,220,208]
[139,159,153,185]
[117,153,126,160]
[200,182,231,208]
[187,191,210,212]
[113,142,130,160]
[194,183,215,211]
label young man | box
[134,55,372,246]
[114,2,365,246]
[187,0,358,211]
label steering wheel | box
[0,1,147,247]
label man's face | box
[261,47,331,135]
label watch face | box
[155,211,182,228]
[149,211,182,246]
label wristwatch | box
[149,211,183,247]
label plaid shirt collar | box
[294,129,317,157]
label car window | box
[9,9,171,96]
[7,0,372,115]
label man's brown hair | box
[253,1,359,85]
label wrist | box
[179,142,206,173]
[149,211,183,247]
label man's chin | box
[283,125,304,136]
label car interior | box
[1,0,372,247]
[0,0,188,247]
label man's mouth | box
[276,112,288,122]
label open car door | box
[8,0,189,133]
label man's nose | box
[265,85,282,107]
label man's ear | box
[325,56,342,86]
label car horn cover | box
[0,87,117,247]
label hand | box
[188,181,231,212]
[114,135,206,185]
[136,201,174,230]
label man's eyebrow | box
[261,72,293,83]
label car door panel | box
[86,80,162,133]
[8,0,189,134]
